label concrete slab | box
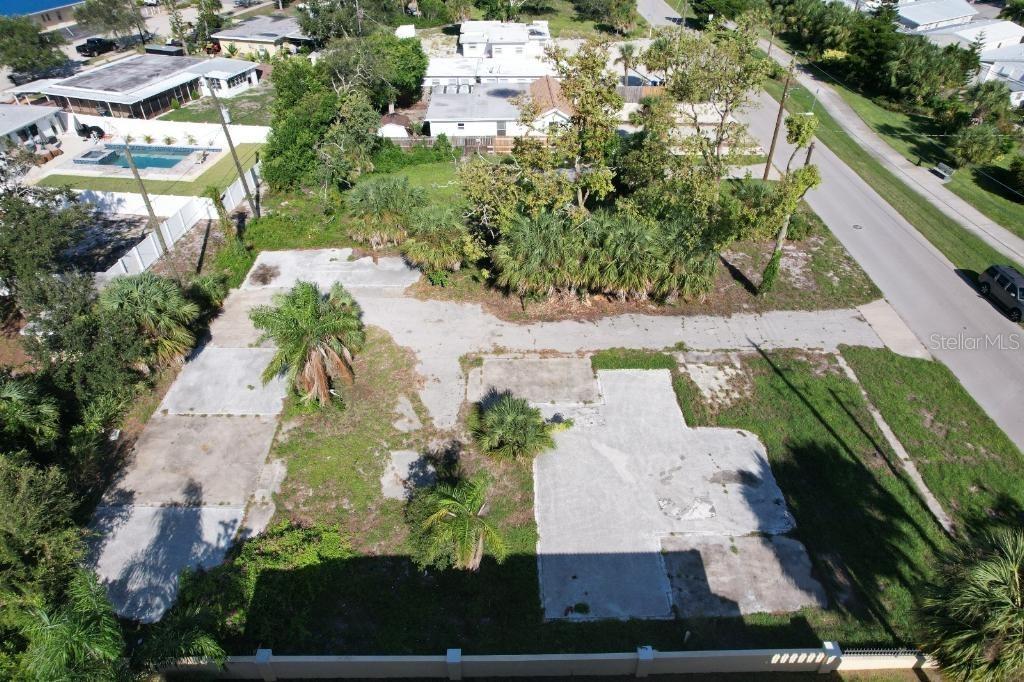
[380,450,435,500]
[466,356,601,405]
[105,415,278,507]
[207,287,281,349]
[534,370,796,620]
[857,299,931,360]
[89,505,243,623]
[392,395,423,433]
[159,347,287,416]
[663,535,828,617]
[241,249,421,292]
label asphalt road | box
[636,0,683,27]
[740,91,1024,451]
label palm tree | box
[0,373,60,451]
[19,570,126,682]
[98,273,200,367]
[248,281,365,406]
[614,43,637,86]
[999,0,1024,23]
[346,176,426,252]
[421,474,506,571]
[921,526,1024,681]
[472,393,557,459]
[401,205,473,274]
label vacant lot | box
[160,83,275,127]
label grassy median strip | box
[35,143,262,196]
[842,346,1024,528]
[763,78,1018,276]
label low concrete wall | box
[170,643,937,679]
[76,190,195,218]
[70,114,270,147]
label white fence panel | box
[134,233,163,270]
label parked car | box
[233,0,258,6]
[9,60,77,85]
[115,32,154,50]
[979,265,1024,322]
[76,37,116,57]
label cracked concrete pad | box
[241,249,421,292]
[381,450,435,500]
[207,288,282,349]
[663,535,827,617]
[534,370,795,620]
[538,552,673,620]
[392,395,423,433]
[243,458,287,538]
[466,356,601,405]
[857,299,931,360]
[105,415,278,507]
[159,347,287,416]
[89,505,243,622]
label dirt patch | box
[679,353,752,409]
[919,409,949,439]
[248,263,280,286]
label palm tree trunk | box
[759,213,792,295]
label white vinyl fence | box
[169,643,937,680]
[95,164,261,284]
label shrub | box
[370,136,461,174]
[346,175,425,250]
[402,205,480,276]
[471,393,558,459]
[163,135,175,146]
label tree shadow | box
[875,121,948,169]
[969,164,1024,205]
[719,253,758,295]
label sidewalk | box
[760,40,1024,265]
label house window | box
[227,73,249,88]
[457,122,465,131]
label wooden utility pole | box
[123,141,182,280]
[763,61,794,181]
[207,78,259,218]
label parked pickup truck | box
[76,37,116,57]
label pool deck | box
[28,133,230,184]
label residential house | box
[1,0,83,30]
[896,0,977,32]
[211,15,312,57]
[37,54,259,119]
[0,103,65,146]
[978,43,1024,106]
[424,76,571,138]
[423,57,557,88]
[920,19,1024,52]
[458,20,552,58]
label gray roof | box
[0,103,60,137]
[211,15,308,43]
[38,55,255,104]
[425,84,527,121]
[898,0,976,27]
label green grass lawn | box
[763,76,1022,277]
[842,347,1024,529]
[385,160,463,203]
[523,0,650,39]
[159,83,275,127]
[35,143,263,196]
[822,78,1024,240]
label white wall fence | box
[95,164,261,284]
[169,643,937,680]
[71,114,270,147]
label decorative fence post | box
[635,646,654,677]
[818,642,842,673]
[254,648,276,681]
[446,648,462,680]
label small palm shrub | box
[410,474,506,571]
[249,281,365,406]
[471,393,558,459]
[98,273,200,367]
[0,372,60,451]
[921,527,1024,681]
[401,205,482,278]
[346,176,425,251]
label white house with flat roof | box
[921,19,1024,51]
[458,20,552,58]
[211,15,312,57]
[424,77,571,138]
[979,44,1024,105]
[424,57,557,88]
[897,0,977,31]
[0,103,64,146]
[36,55,259,119]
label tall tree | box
[614,42,638,85]
[758,164,821,294]
[249,282,366,406]
[784,112,818,172]
[0,18,66,74]
[998,0,1024,23]
[922,527,1024,681]
[160,0,190,54]
[74,0,148,40]
[419,474,506,571]
[320,34,428,109]
[314,88,381,195]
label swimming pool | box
[73,144,221,170]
